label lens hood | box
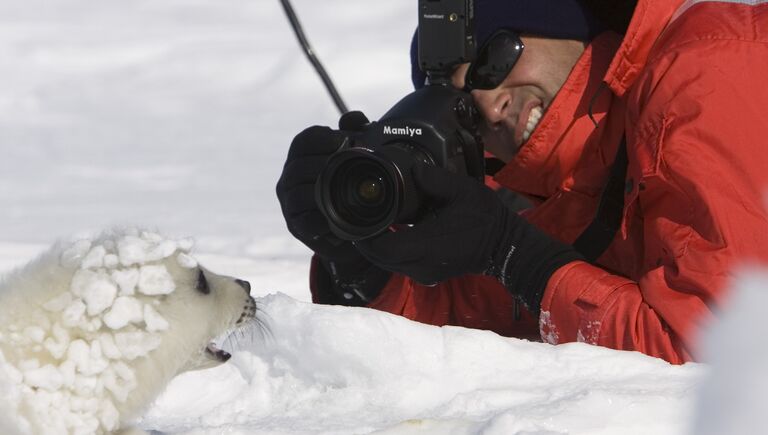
[316,149,404,241]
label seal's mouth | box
[205,342,232,362]
[204,327,237,363]
[202,296,258,364]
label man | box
[276,0,768,364]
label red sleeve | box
[541,262,694,364]
[311,252,539,339]
[367,273,541,340]
[542,19,768,363]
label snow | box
[112,268,140,296]
[144,304,170,333]
[137,264,176,295]
[0,0,762,434]
[176,252,198,269]
[72,269,119,316]
[103,296,145,330]
[118,234,180,267]
[690,269,768,435]
[142,293,703,435]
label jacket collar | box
[493,0,685,197]
[603,0,685,96]
[493,32,622,198]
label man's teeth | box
[522,106,543,142]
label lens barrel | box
[316,144,429,241]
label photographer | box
[277,0,768,364]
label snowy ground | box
[0,1,761,434]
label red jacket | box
[312,0,768,363]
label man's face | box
[451,35,587,162]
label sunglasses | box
[464,29,525,91]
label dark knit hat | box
[410,0,606,89]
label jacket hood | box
[494,0,686,199]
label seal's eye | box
[196,269,210,295]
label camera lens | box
[317,141,434,241]
[330,159,396,228]
[316,150,403,240]
[357,178,383,203]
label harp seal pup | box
[0,229,258,435]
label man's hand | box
[276,125,359,262]
[276,113,391,305]
[355,163,583,311]
[354,163,503,283]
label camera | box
[315,0,483,241]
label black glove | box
[276,112,390,305]
[354,163,583,312]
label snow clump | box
[0,230,198,435]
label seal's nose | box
[235,279,251,294]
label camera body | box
[315,0,483,241]
[418,0,476,75]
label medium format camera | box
[315,0,483,241]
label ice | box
[111,268,139,296]
[176,252,198,269]
[137,265,175,295]
[103,254,119,269]
[177,238,194,253]
[103,297,144,330]
[98,401,119,432]
[66,340,89,370]
[80,245,106,269]
[143,305,169,332]
[117,236,151,267]
[61,300,87,328]
[146,240,178,262]
[42,324,71,360]
[70,269,118,316]
[22,327,44,344]
[23,365,63,392]
[102,362,137,403]
[114,331,162,360]
[97,334,122,360]
[81,282,118,317]
[140,232,163,243]
[74,372,103,396]
[18,359,39,372]
[117,234,179,268]
[67,339,109,376]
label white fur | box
[0,229,256,434]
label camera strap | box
[484,133,628,263]
[484,157,506,176]
[572,134,628,262]
[487,136,628,262]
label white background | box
[0,1,758,434]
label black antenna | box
[279,0,349,114]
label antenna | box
[279,0,349,114]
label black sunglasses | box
[464,29,525,91]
